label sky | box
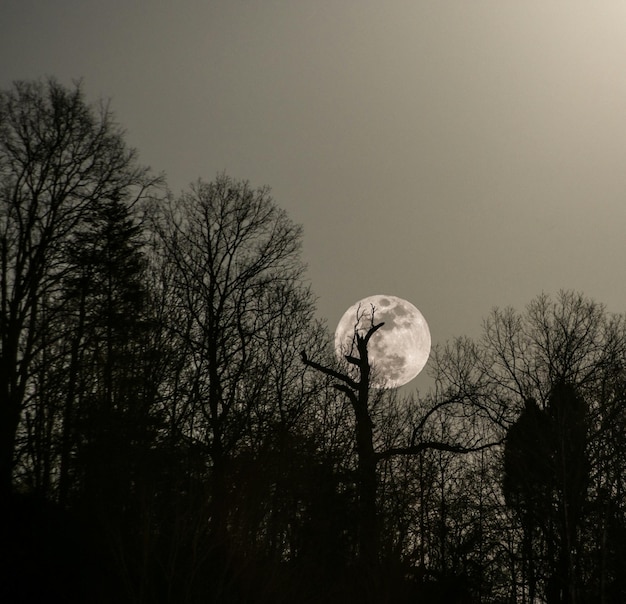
[3,1,626,393]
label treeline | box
[0,79,625,604]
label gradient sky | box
[3,1,626,392]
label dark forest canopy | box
[1,78,625,604]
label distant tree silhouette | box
[152,175,328,600]
[57,191,169,595]
[302,304,501,602]
[0,78,156,499]
[503,396,553,601]
[546,383,589,603]
[503,385,590,604]
[303,308,384,584]
[436,291,626,602]
[7,79,626,604]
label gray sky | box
[3,1,626,392]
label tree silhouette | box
[0,78,156,499]
[303,309,383,575]
[7,78,626,603]
[302,304,501,601]
[503,396,555,602]
[503,383,590,603]
[546,382,590,604]
[152,175,329,599]
[423,291,626,601]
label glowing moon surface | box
[334,294,431,388]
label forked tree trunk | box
[301,321,384,580]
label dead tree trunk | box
[301,320,384,576]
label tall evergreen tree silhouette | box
[0,79,153,498]
[60,193,162,591]
[503,397,552,602]
[545,382,589,604]
[503,383,589,603]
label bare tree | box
[433,291,626,602]
[303,307,383,578]
[0,78,156,498]
[301,303,500,601]
[154,175,321,562]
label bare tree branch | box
[363,321,384,345]
[300,350,359,390]
[376,437,504,462]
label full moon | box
[334,294,431,388]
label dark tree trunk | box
[0,400,20,500]
[301,320,384,588]
[353,324,380,574]
[0,331,26,500]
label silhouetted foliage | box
[435,291,626,602]
[0,78,156,499]
[5,79,626,603]
[504,384,591,602]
